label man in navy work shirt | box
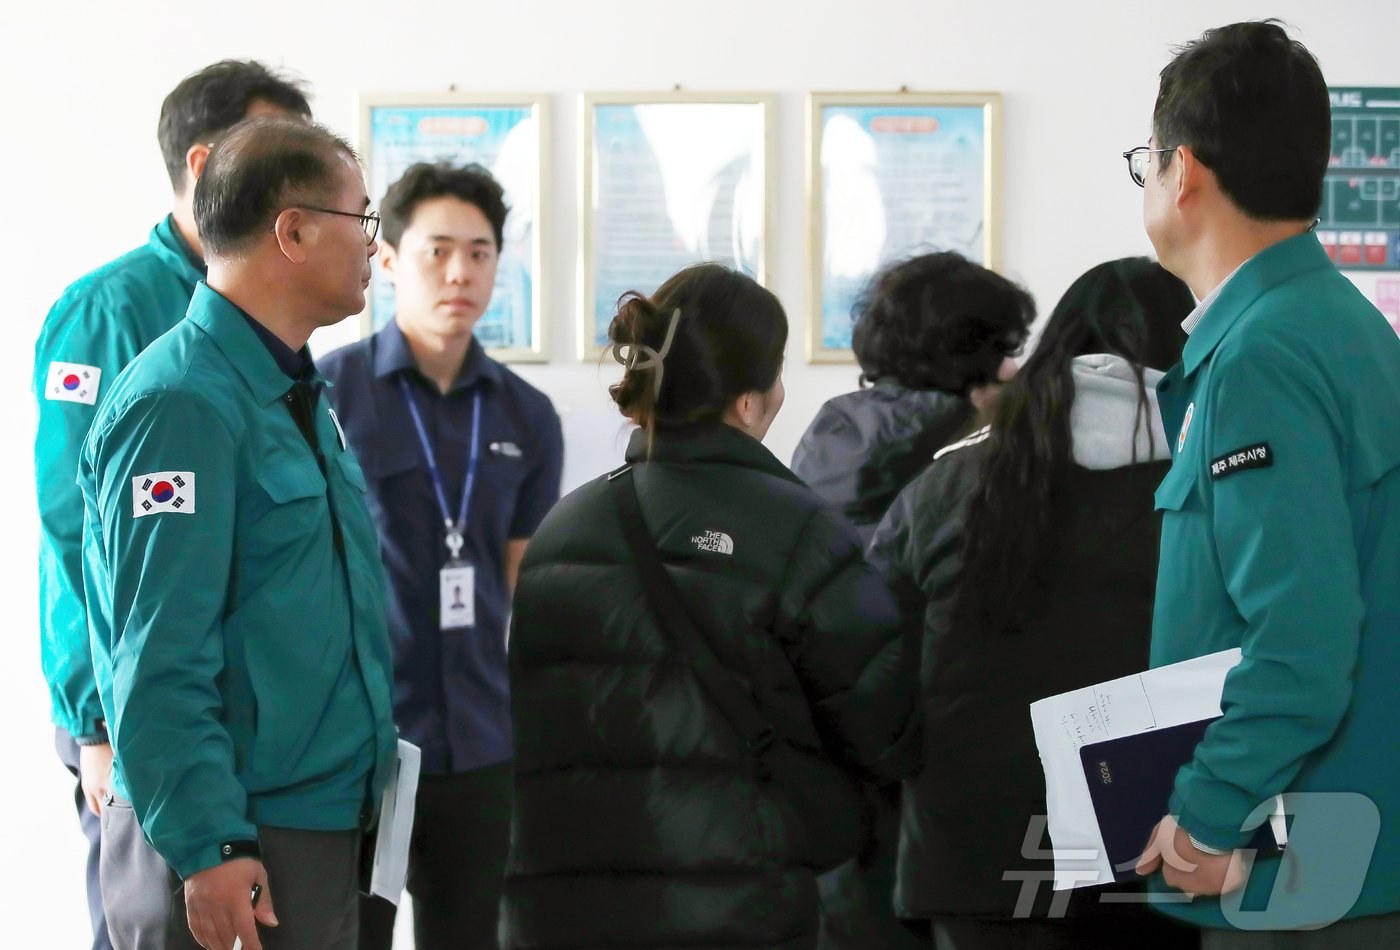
[320,162,563,950]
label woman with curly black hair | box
[792,252,1033,545]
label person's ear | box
[1172,145,1206,210]
[185,142,213,186]
[733,391,760,429]
[379,242,398,283]
[271,208,313,264]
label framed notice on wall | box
[580,92,774,359]
[1319,87,1400,271]
[358,93,548,361]
[807,92,1001,362]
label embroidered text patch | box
[1210,443,1272,480]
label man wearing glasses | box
[32,60,310,950]
[1128,21,1400,944]
[319,162,563,950]
[79,117,397,950]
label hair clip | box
[613,308,682,399]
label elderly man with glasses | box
[79,116,398,950]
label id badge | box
[440,562,475,630]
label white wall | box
[2,1,1395,945]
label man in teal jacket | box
[32,60,309,950]
[80,117,396,950]
[1130,22,1400,944]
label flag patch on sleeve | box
[132,472,196,517]
[46,362,102,405]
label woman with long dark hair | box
[870,258,1200,949]
[502,263,918,949]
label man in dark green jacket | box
[1131,22,1400,943]
[32,60,309,950]
[80,117,395,950]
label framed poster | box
[580,92,774,358]
[807,92,1001,362]
[359,93,548,361]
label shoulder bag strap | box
[608,465,777,754]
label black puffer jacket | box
[791,381,972,543]
[503,424,919,950]
[869,356,1179,923]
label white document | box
[1030,648,1254,890]
[370,739,422,905]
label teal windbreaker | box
[1150,232,1400,927]
[34,217,202,739]
[79,283,397,879]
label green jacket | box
[79,283,397,879]
[34,217,202,740]
[1150,232,1400,926]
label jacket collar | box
[372,319,502,393]
[147,215,206,286]
[625,422,805,487]
[1180,231,1333,377]
[186,282,318,406]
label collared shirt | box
[1180,262,1245,335]
[320,321,564,774]
[236,307,313,379]
[79,282,396,879]
[34,215,204,740]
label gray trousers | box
[56,729,116,950]
[1202,912,1400,949]
[101,800,360,950]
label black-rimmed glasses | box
[1121,146,1177,187]
[298,206,380,244]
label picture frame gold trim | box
[806,91,1002,363]
[356,92,550,363]
[579,91,776,360]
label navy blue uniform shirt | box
[321,322,563,774]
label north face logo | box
[691,530,734,555]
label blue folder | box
[1078,717,1282,881]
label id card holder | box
[440,561,475,629]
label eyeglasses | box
[297,206,380,244]
[1121,146,1177,187]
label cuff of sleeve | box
[168,829,260,881]
[1170,791,1256,852]
[73,721,109,746]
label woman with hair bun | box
[793,251,1034,544]
[501,263,919,950]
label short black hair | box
[1153,20,1330,221]
[158,60,311,191]
[194,117,357,259]
[850,252,1033,393]
[380,162,509,250]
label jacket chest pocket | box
[251,458,328,550]
[1155,464,1204,514]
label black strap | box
[608,466,776,754]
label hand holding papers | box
[369,739,421,905]
[1030,649,1285,890]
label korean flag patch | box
[132,472,196,518]
[46,361,102,405]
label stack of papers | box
[370,739,422,905]
[1029,648,1284,889]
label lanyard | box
[398,377,482,562]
